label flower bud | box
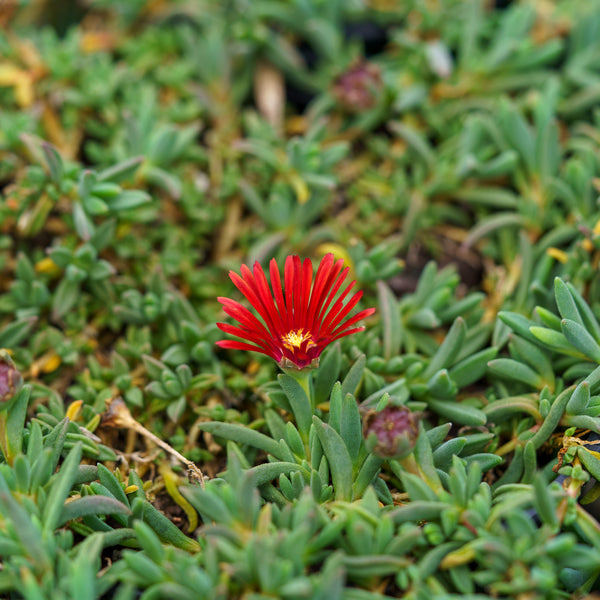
[0,350,23,408]
[363,405,418,459]
[332,60,383,113]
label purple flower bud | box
[332,60,383,113]
[363,405,418,459]
[0,351,23,406]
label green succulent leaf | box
[313,416,353,501]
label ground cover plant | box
[5,0,600,597]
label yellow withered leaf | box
[0,63,34,107]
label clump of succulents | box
[4,1,600,598]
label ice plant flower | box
[216,253,375,371]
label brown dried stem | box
[103,397,206,487]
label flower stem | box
[280,369,315,443]
[294,370,314,411]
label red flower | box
[217,254,375,370]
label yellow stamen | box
[281,329,315,351]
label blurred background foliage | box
[4,0,600,598]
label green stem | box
[0,411,8,464]
[280,369,315,443]
[294,370,314,411]
[398,453,445,496]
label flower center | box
[281,329,314,351]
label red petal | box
[328,326,366,344]
[253,261,284,336]
[330,306,376,336]
[217,321,270,345]
[218,298,273,339]
[270,258,289,331]
[314,266,350,327]
[306,254,340,330]
[216,339,279,359]
[230,267,279,337]
[292,255,302,328]
[298,257,313,328]
[240,264,279,332]
[320,285,361,334]
[284,256,295,328]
